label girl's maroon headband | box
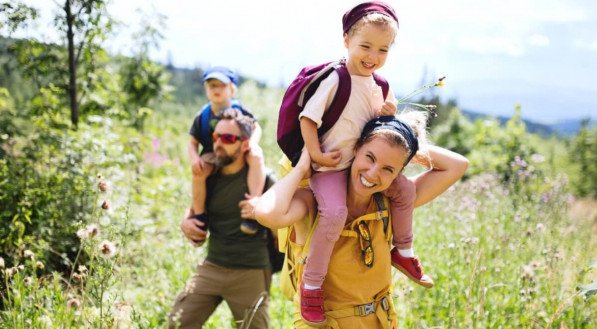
[341,1,399,34]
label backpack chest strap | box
[321,291,395,329]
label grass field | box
[1,87,595,328]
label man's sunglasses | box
[212,132,247,144]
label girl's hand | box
[312,150,341,168]
[378,100,397,116]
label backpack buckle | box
[380,296,390,311]
[355,302,375,316]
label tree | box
[58,0,111,129]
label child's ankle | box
[397,248,415,258]
[303,283,321,290]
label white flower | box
[23,250,34,259]
[77,224,100,240]
[99,240,117,258]
[0,257,4,269]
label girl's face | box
[344,23,394,77]
[204,79,234,106]
[350,136,406,199]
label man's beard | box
[214,146,241,167]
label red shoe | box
[300,283,326,327]
[390,248,434,288]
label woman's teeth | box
[360,175,374,188]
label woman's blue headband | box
[360,116,419,164]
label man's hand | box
[378,100,397,116]
[180,208,208,247]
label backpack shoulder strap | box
[373,192,390,238]
[319,60,352,136]
[372,73,390,100]
[199,103,212,146]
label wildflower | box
[23,250,34,259]
[76,228,88,239]
[67,298,81,308]
[101,200,110,210]
[86,224,100,238]
[35,261,44,270]
[97,174,103,179]
[535,223,546,232]
[5,267,17,277]
[530,153,545,163]
[23,276,33,286]
[448,243,455,249]
[98,180,109,192]
[521,265,535,281]
[434,76,446,87]
[78,265,88,273]
[99,240,117,258]
[76,224,100,240]
[72,272,85,283]
[113,301,133,325]
[0,257,4,269]
[17,264,24,271]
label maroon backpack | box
[277,59,389,165]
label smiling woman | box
[255,114,469,328]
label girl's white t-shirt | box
[299,71,395,171]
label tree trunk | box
[65,0,78,129]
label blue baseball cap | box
[203,66,239,85]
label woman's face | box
[350,136,407,198]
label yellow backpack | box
[277,192,391,301]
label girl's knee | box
[318,205,348,241]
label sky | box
[18,0,597,123]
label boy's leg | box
[385,174,433,288]
[241,145,266,234]
[246,144,266,197]
[191,153,215,215]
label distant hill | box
[461,109,591,136]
